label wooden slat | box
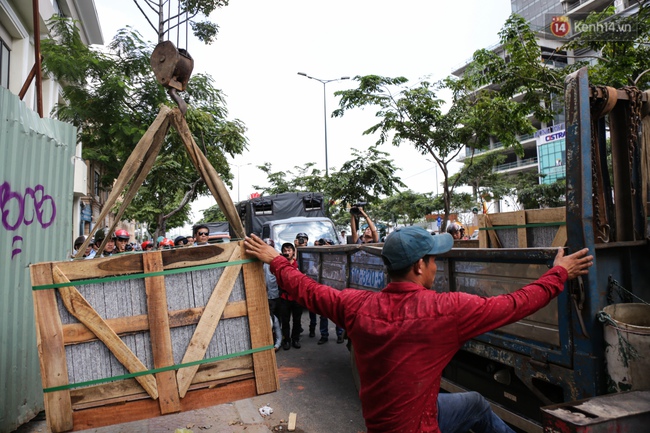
[551,225,568,247]
[241,243,279,394]
[516,210,527,248]
[76,106,172,258]
[52,266,159,400]
[71,379,257,432]
[526,207,565,223]
[31,263,74,433]
[143,253,181,414]
[59,243,238,281]
[176,247,243,397]
[63,301,247,345]
[171,109,245,238]
[71,357,253,409]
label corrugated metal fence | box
[0,87,76,432]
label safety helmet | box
[141,240,153,250]
[114,229,130,240]
[295,232,308,240]
[74,236,86,249]
[446,223,462,234]
[160,238,174,248]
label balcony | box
[494,157,538,173]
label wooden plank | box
[551,225,568,247]
[76,106,171,258]
[143,252,181,414]
[176,247,243,397]
[288,412,297,431]
[31,263,74,433]
[63,301,247,345]
[52,266,159,400]
[71,357,253,409]
[477,215,488,248]
[482,214,502,248]
[171,109,245,238]
[71,378,257,431]
[242,243,279,394]
[525,207,565,224]
[516,210,527,248]
[59,243,237,281]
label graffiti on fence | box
[1,182,57,259]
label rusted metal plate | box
[541,391,650,432]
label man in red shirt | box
[244,226,592,433]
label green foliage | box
[42,19,247,235]
[253,145,405,227]
[374,190,432,226]
[199,204,227,222]
[564,4,650,88]
[133,0,228,44]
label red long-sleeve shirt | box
[270,256,568,433]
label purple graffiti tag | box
[24,184,57,228]
[1,182,25,230]
[0,181,57,230]
[11,236,22,260]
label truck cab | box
[262,216,340,251]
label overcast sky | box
[95,0,512,231]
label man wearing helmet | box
[113,229,131,253]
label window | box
[94,170,100,198]
[1,37,9,89]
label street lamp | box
[234,163,251,202]
[297,72,350,177]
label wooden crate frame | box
[30,242,278,433]
[477,207,567,248]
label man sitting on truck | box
[244,227,593,433]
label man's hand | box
[553,247,593,280]
[244,234,281,264]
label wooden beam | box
[171,109,246,238]
[143,252,181,414]
[551,225,568,248]
[241,242,279,394]
[176,247,242,397]
[52,266,159,400]
[31,263,73,433]
[516,210,527,248]
[62,301,247,345]
[71,379,257,431]
[75,106,172,258]
[70,357,254,410]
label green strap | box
[32,258,258,290]
[43,345,274,393]
[479,222,566,231]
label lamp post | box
[234,163,251,202]
[297,72,349,177]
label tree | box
[133,0,229,44]
[563,4,650,89]
[333,75,533,231]
[41,19,248,238]
[375,190,433,227]
[253,145,405,228]
[199,203,227,222]
[450,153,506,205]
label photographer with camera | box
[350,203,379,244]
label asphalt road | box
[15,315,367,433]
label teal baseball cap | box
[381,226,453,271]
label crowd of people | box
[70,223,216,259]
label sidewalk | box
[14,397,288,433]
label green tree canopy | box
[41,18,248,237]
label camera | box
[349,202,367,215]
